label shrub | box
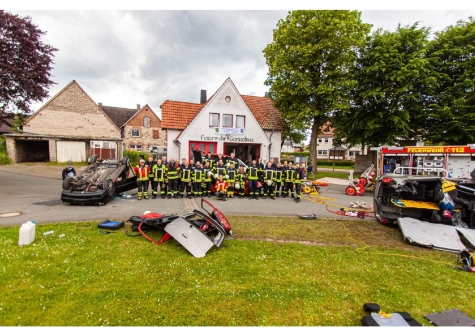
[0,152,11,165]
[123,150,155,166]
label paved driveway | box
[0,170,375,226]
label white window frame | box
[223,114,233,128]
[318,138,322,143]
[129,144,142,151]
[144,117,151,128]
[236,115,245,128]
[209,113,219,127]
[318,150,327,155]
[131,129,140,138]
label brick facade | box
[23,81,121,138]
[123,105,166,152]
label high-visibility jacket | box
[227,169,237,182]
[146,160,155,177]
[204,156,216,168]
[167,163,180,180]
[193,168,204,183]
[263,168,275,181]
[284,167,294,182]
[203,166,213,182]
[181,166,193,182]
[293,168,305,183]
[247,165,260,181]
[237,171,246,182]
[274,168,284,183]
[212,165,227,179]
[153,163,166,182]
[134,165,150,181]
[226,157,239,169]
[215,181,228,192]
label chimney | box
[200,90,207,104]
[98,102,102,106]
[137,104,141,110]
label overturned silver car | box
[61,155,137,205]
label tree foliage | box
[333,23,436,150]
[0,10,58,125]
[263,10,370,170]
[424,17,475,145]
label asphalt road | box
[0,170,375,226]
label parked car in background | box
[61,155,137,205]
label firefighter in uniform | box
[227,152,239,170]
[236,166,246,199]
[263,161,276,200]
[134,159,150,200]
[204,152,216,169]
[226,162,237,199]
[247,160,261,200]
[215,175,228,201]
[146,156,155,192]
[283,162,295,198]
[212,160,227,182]
[152,159,166,199]
[162,156,169,197]
[166,158,180,199]
[257,158,265,196]
[203,161,213,198]
[192,162,204,198]
[293,163,305,203]
[274,162,284,197]
[180,160,193,198]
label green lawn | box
[1,216,473,326]
[309,171,350,180]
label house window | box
[318,150,327,155]
[324,138,329,143]
[144,117,151,128]
[209,113,219,127]
[349,151,361,156]
[236,115,245,128]
[318,138,322,143]
[223,114,233,128]
[153,130,159,139]
[131,129,140,137]
[129,144,142,151]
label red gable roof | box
[161,95,284,131]
[160,100,204,129]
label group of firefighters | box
[133,152,306,203]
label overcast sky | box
[5,2,475,120]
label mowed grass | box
[1,216,474,326]
[310,171,350,180]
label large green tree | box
[263,10,370,170]
[424,17,475,145]
[333,23,436,151]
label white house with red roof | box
[161,78,284,164]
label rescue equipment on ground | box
[361,303,421,326]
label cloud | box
[9,9,475,120]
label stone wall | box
[354,152,377,174]
[23,81,120,139]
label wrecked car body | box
[373,174,475,229]
[127,198,232,258]
[61,155,137,205]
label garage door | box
[57,141,86,162]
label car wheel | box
[89,154,98,164]
[103,178,115,196]
[122,157,129,166]
[345,186,357,196]
[62,176,73,190]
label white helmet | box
[267,180,273,186]
[235,183,240,190]
[214,174,219,179]
[225,174,229,180]
[207,171,212,177]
